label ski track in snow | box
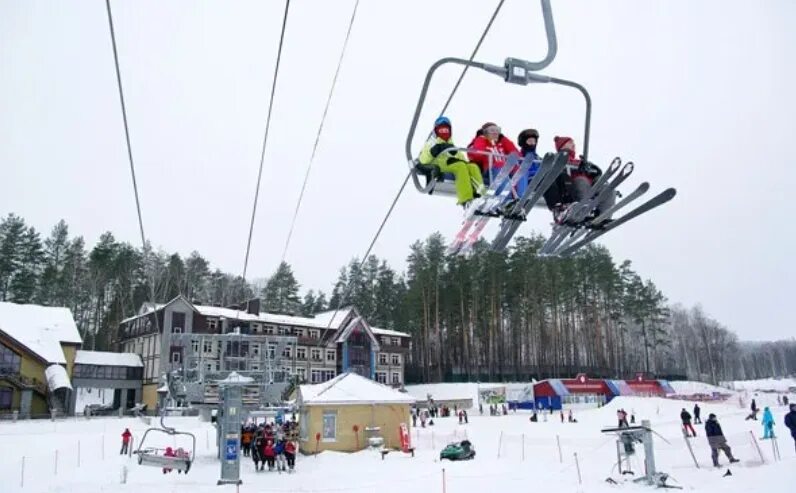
[1,381,794,492]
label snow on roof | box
[0,302,82,364]
[371,327,410,338]
[75,350,143,367]
[300,372,415,406]
[219,371,255,384]
[45,364,72,391]
[194,305,260,321]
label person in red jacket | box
[468,122,520,179]
[550,136,615,225]
[284,440,297,471]
[120,428,132,455]
[163,446,175,474]
[262,440,276,471]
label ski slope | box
[1,394,793,492]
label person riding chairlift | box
[468,122,527,211]
[543,136,615,225]
[417,117,485,209]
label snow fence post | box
[206,430,210,450]
[497,431,503,458]
[54,450,58,475]
[522,434,525,461]
[20,456,25,488]
[77,440,81,467]
[574,452,582,485]
[442,467,446,493]
[750,431,765,464]
[129,436,134,458]
[556,435,563,463]
[102,434,105,461]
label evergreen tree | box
[0,214,27,300]
[10,226,45,303]
[261,262,301,314]
[37,220,70,304]
[301,290,317,316]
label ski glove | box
[430,143,455,158]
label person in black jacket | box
[693,403,702,424]
[705,413,739,467]
[785,403,796,453]
[680,408,696,437]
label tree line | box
[1,212,794,384]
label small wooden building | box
[297,372,414,454]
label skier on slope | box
[120,428,132,455]
[284,440,297,472]
[546,136,615,225]
[785,403,796,453]
[417,116,485,208]
[680,408,696,437]
[761,406,775,439]
[693,403,702,424]
[704,414,739,467]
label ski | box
[458,154,536,255]
[445,159,514,255]
[551,181,651,255]
[555,188,677,257]
[539,160,632,255]
[490,152,569,252]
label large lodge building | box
[117,296,412,410]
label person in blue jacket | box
[274,438,287,472]
[761,406,775,439]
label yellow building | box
[0,302,82,417]
[297,372,415,454]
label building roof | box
[0,302,82,364]
[371,327,410,338]
[120,297,412,338]
[299,372,415,406]
[75,350,143,368]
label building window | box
[264,325,275,335]
[381,336,390,345]
[391,337,400,346]
[296,347,307,360]
[282,346,292,358]
[251,363,260,372]
[0,388,12,409]
[309,330,320,340]
[376,372,387,384]
[283,366,292,376]
[311,369,322,383]
[268,343,276,358]
[311,349,322,362]
[323,370,335,382]
[392,372,401,384]
[322,411,337,442]
[391,354,400,366]
[252,323,261,334]
[172,312,185,332]
[207,318,217,330]
[296,367,306,381]
[379,353,388,365]
[171,351,181,364]
[279,326,289,335]
[326,350,335,362]
[205,362,214,372]
[295,328,305,338]
[203,340,213,354]
[191,340,199,353]
[0,342,21,374]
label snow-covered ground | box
[1,393,794,492]
[668,380,733,397]
[724,377,796,393]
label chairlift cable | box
[324,0,507,329]
[280,0,361,265]
[104,0,161,335]
[242,0,292,283]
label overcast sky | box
[2,0,795,341]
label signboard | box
[479,386,506,404]
[225,435,238,461]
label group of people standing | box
[242,421,297,473]
[417,117,612,224]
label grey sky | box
[2,0,794,341]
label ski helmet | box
[518,128,540,143]
[434,116,451,128]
